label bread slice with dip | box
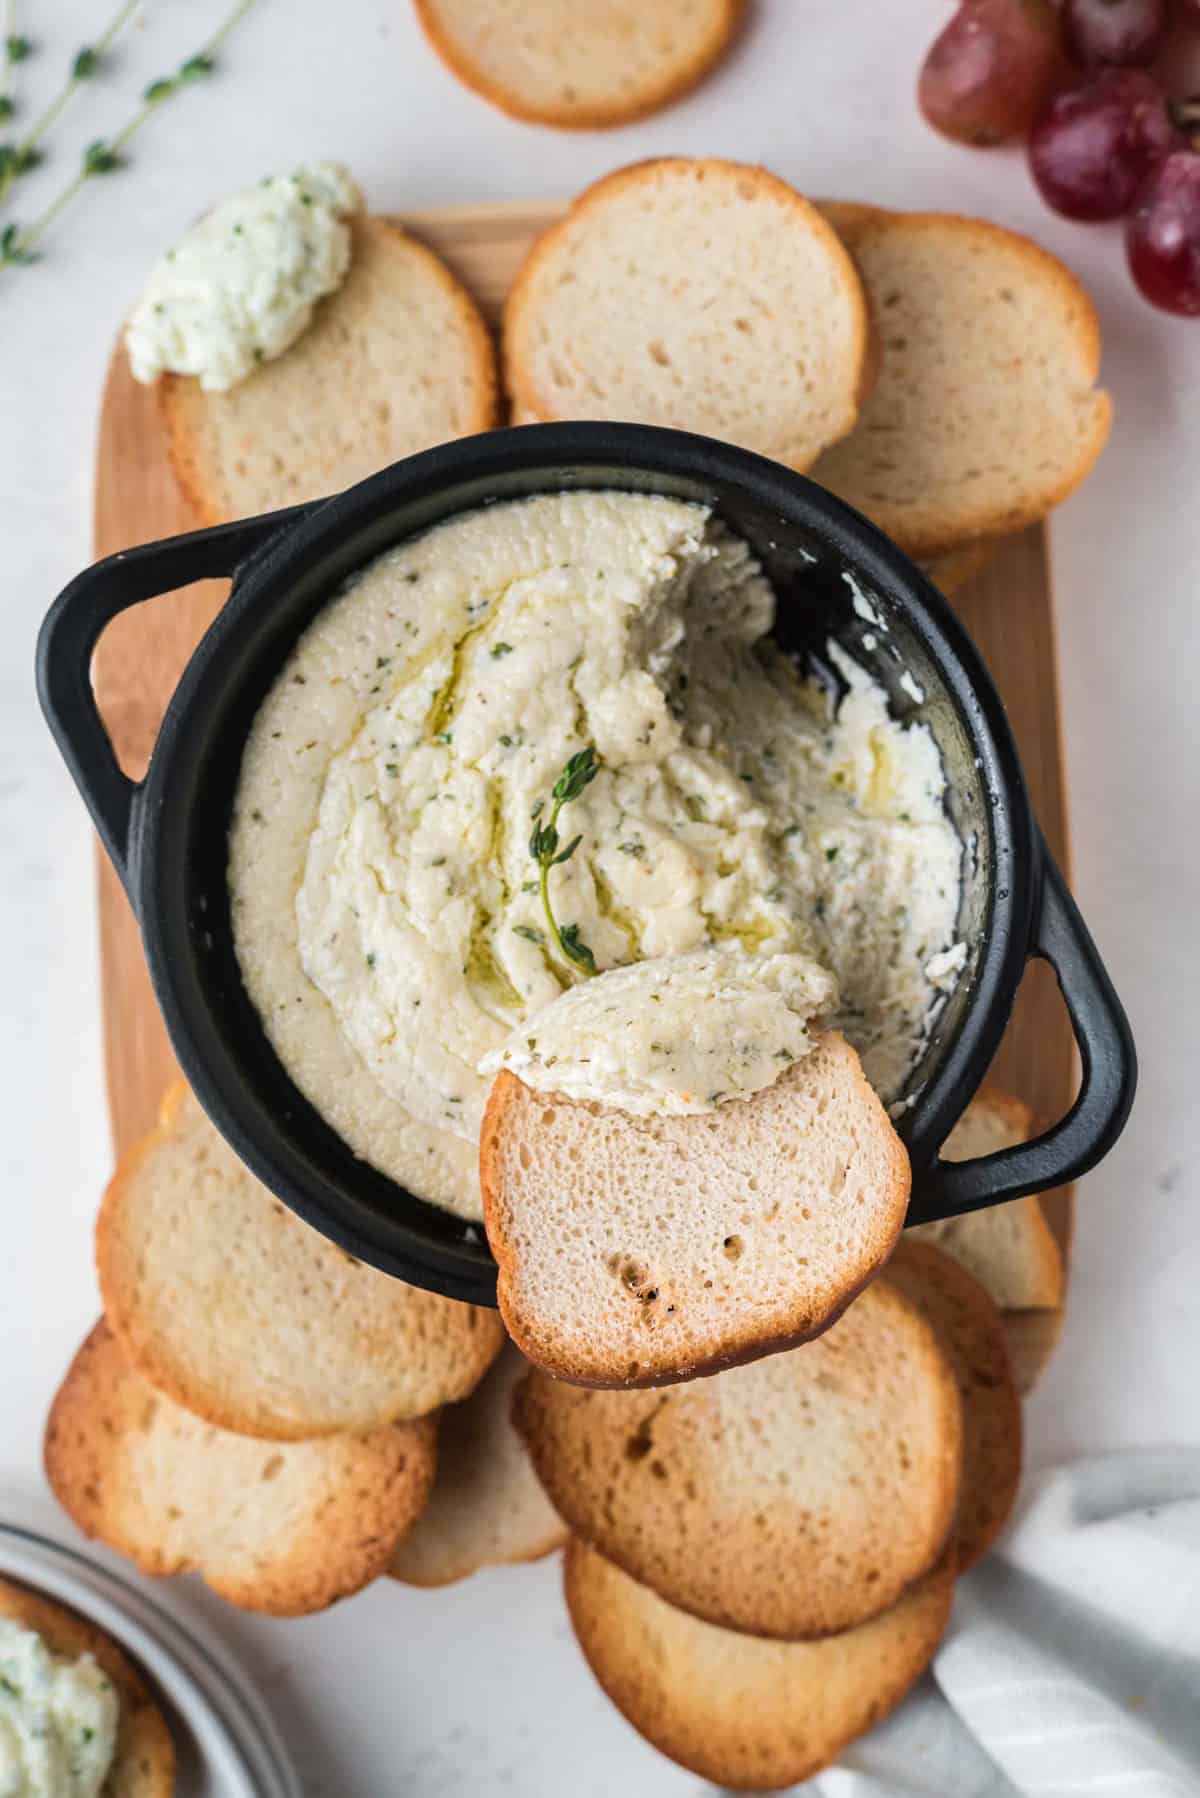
[564,1538,955,1791]
[124,164,499,524]
[477,928,913,1391]
[512,1275,961,1640]
[0,1576,176,1798]
[96,1083,504,1441]
[389,1340,566,1587]
[45,1322,438,1618]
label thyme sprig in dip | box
[529,745,601,980]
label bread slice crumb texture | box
[96,1083,504,1440]
[809,211,1111,554]
[503,158,872,470]
[0,1577,176,1798]
[414,0,744,129]
[389,1341,566,1587]
[886,1239,1022,1570]
[564,1539,955,1790]
[162,215,499,524]
[911,1087,1064,1311]
[514,1278,961,1640]
[482,1034,910,1388]
[44,1322,438,1617]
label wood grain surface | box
[91,200,1073,1388]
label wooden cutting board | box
[92,200,1074,1389]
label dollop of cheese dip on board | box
[483,946,838,1116]
[125,163,360,392]
[230,493,963,1220]
[0,1620,118,1796]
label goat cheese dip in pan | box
[229,492,964,1221]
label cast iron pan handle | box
[36,507,306,896]
[908,837,1137,1224]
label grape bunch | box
[918,0,1200,315]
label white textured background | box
[2,2,1196,1790]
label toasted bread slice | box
[885,1239,1021,1569]
[911,1087,1065,1311]
[503,159,872,470]
[414,0,744,129]
[45,1323,437,1617]
[0,1577,175,1797]
[514,1278,961,1639]
[809,210,1111,554]
[482,1032,910,1388]
[389,1342,566,1587]
[96,1083,503,1440]
[565,1539,955,1790]
[162,215,499,524]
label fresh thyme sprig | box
[529,745,600,979]
[0,0,139,203]
[0,0,259,270]
[0,1,28,126]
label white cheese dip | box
[482,946,837,1115]
[0,1620,118,1796]
[125,163,360,392]
[230,493,964,1220]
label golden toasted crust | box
[96,1083,504,1441]
[513,1280,962,1640]
[481,1039,911,1391]
[0,1578,175,1798]
[44,1322,438,1617]
[565,1540,956,1790]
[413,0,745,130]
[162,215,499,526]
[809,210,1111,555]
[502,157,874,457]
[885,1240,1022,1570]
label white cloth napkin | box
[785,1449,1200,1798]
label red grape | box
[1029,70,1179,217]
[1064,0,1167,67]
[919,0,1065,145]
[1127,151,1200,312]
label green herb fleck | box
[513,924,544,945]
[5,34,30,60]
[365,952,376,968]
[825,845,839,862]
[683,795,705,822]
[179,52,216,80]
[618,840,646,859]
[490,642,514,659]
[83,136,120,173]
